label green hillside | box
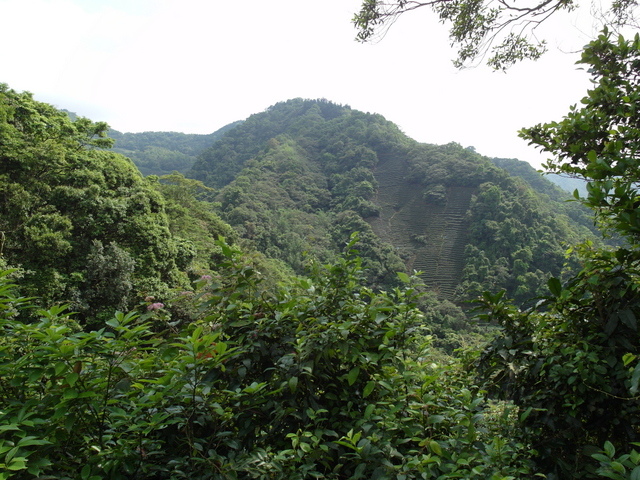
[190,99,595,303]
[108,122,241,176]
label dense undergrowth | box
[0,239,536,479]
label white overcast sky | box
[1,0,606,167]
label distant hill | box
[491,157,568,200]
[546,173,589,196]
[189,99,597,303]
[491,156,589,197]
[108,122,242,176]
[62,109,241,176]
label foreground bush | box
[0,240,535,479]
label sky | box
[2,0,605,167]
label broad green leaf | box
[364,403,375,418]
[16,436,50,447]
[63,388,79,400]
[215,341,228,354]
[191,325,203,343]
[429,440,442,456]
[396,272,410,283]
[619,309,637,331]
[623,353,636,367]
[347,367,360,386]
[288,376,298,393]
[6,456,26,470]
[604,441,616,458]
[520,406,533,422]
[630,363,640,395]
[611,461,626,474]
[363,381,375,398]
[547,277,562,297]
[105,318,120,328]
[65,372,79,387]
[428,415,445,425]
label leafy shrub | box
[0,239,536,479]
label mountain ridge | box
[182,99,595,302]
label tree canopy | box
[353,0,639,69]
[522,29,640,243]
[479,30,640,479]
[0,85,232,323]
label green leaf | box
[347,367,360,386]
[429,440,442,456]
[629,466,640,480]
[191,325,203,344]
[288,376,298,393]
[605,441,616,458]
[547,277,562,297]
[630,363,640,395]
[16,436,50,447]
[593,453,612,463]
[428,415,445,425]
[520,406,533,422]
[81,464,92,480]
[623,353,636,367]
[611,461,626,474]
[364,403,375,419]
[396,272,410,283]
[363,381,375,398]
[619,309,637,331]
[105,318,120,328]
[65,372,79,387]
[63,388,79,400]
[7,457,27,470]
[215,341,228,354]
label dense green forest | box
[188,99,596,305]
[492,157,589,199]
[2,29,640,480]
[108,124,241,176]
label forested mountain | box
[108,122,241,176]
[492,156,589,199]
[189,99,597,304]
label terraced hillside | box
[190,99,592,302]
[370,152,474,298]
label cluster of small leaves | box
[477,255,640,478]
[521,30,640,243]
[592,441,640,480]
[352,0,581,69]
